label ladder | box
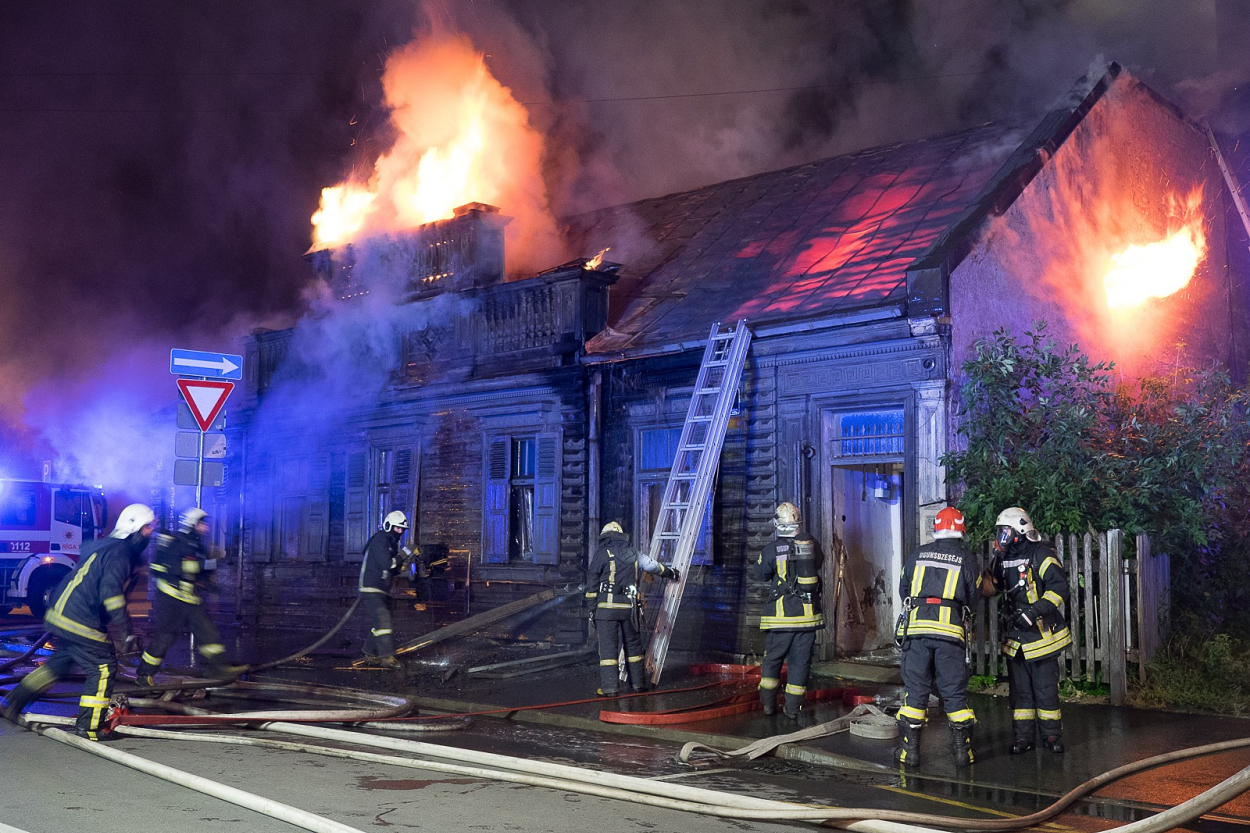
[644,320,752,684]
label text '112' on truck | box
[0,479,108,617]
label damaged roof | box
[568,121,1026,359]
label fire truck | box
[0,479,108,618]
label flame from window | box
[1103,190,1207,310]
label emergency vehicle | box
[0,479,108,617]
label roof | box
[568,121,1026,358]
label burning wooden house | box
[224,63,1249,662]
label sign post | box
[172,351,240,509]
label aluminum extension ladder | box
[644,320,752,684]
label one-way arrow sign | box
[177,379,234,432]
[170,348,243,380]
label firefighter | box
[894,506,981,768]
[982,506,1072,754]
[755,502,823,719]
[585,521,679,696]
[358,510,412,669]
[1,504,154,740]
[135,508,239,685]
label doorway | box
[821,408,906,657]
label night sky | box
[0,1,1247,481]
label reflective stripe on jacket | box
[754,534,824,630]
[997,540,1072,660]
[897,538,980,644]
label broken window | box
[483,433,560,566]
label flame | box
[309,34,564,272]
[585,247,610,270]
[1103,191,1207,310]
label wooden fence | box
[968,530,1170,705]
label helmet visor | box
[994,525,1018,552]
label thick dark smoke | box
[0,1,1246,495]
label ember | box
[1103,191,1206,310]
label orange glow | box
[311,185,376,250]
[1103,191,1206,310]
[309,34,564,273]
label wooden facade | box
[212,65,1246,665]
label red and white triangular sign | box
[177,379,234,432]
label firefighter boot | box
[1010,736,1035,754]
[950,720,975,768]
[759,685,778,716]
[1042,735,1065,753]
[893,721,922,767]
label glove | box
[660,565,681,581]
[115,634,142,658]
[1014,607,1036,629]
[587,605,597,622]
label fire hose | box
[26,697,1250,833]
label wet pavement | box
[6,612,1250,832]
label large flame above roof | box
[310,33,563,275]
[1103,189,1206,310]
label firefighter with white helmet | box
[893,506,981,767]
[136,508,241,686]
[982,506,1072,754]
[755,501,824,719]
[358,510,412,668]
[585,521,679,696]
[2,504,155,739]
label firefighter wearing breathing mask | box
[982,506,1072,755]
[893,506,980,768]
[585,521,680,696]
[755,502,823,719]
[358,510,413,669]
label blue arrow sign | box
[170,349,243,380]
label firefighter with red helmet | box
[894,506,981,767]
[2,504,154,740]
[585,521,679,696]
[755,502,823,719]
[358,510,413,669]
[982,506,1071,754]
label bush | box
[1135,626,1250,714]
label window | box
[0,483,40,528]
[831,409,905,460]
[483,433,560,565]
[636,427,712,566]
[53,489,85,526]
[374,447,414,529]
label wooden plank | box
[1106,530,1127,706]
[1083,533,1096,682]
[380,588,560,661]
[1066,533,1081,682]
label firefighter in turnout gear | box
[754,502,823,719]
[358,510,411,669]
[2,504,154,740]
[585,522,679,696]
[982,506,1072,755]
[135,508,239,686]
[894,506,981,768]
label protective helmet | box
[111,504,156,539]
[383,510,409,532]
[933,506,965,539]
[773,502,801,538]
[601,521,624,536]
[180,507,208,532]
[994,506,1038,550]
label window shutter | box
[250,459,273,563]
[302,455,329,560]
[345,450,368,561]
[533,432,562,566]
[482,436,510,563]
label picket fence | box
[968,530,1170,706]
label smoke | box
[1,1,1247,486]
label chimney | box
[309,203,511,301]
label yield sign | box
[177,379,234,432]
